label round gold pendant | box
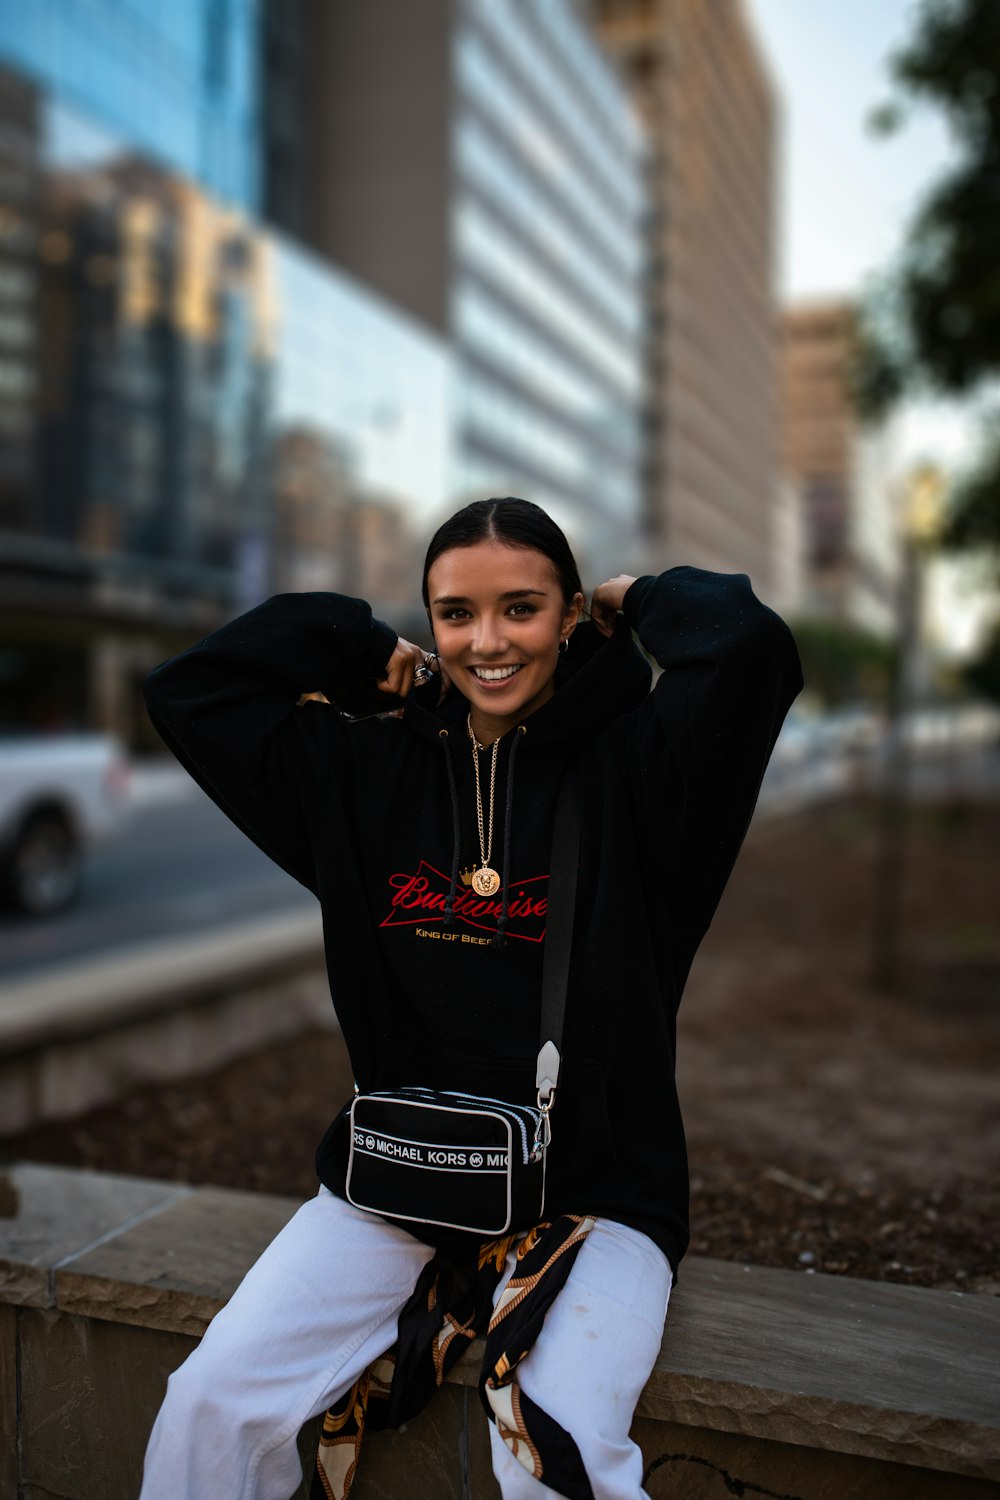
[471,866,500,896]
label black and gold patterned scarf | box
[311,1214,596,1500]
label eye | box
[508,603,536,616]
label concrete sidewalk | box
[0,909,331,1133]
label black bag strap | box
[535,762,580,1106]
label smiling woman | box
[378,500,635,747]
[138,494,804,1500]
[427,539,584,738]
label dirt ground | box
[4,793,998,1296]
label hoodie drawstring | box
[493,724,526,951]
[438,729,462,932]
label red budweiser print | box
[381,860,548,942]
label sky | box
[744,0,984,485]
[742,1,997,653]
[744,0,956,303]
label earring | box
[558,638,568,654]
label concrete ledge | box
[0,912,332,1132]
[0,910,324,1051]
[1,1163,997,1499]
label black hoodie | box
[142,566,804,1285]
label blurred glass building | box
[268,0,649,578]
[0,0,648,743]
[452,0,646,573]
[0,66,451,740]
[0,0,260,209]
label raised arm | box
[142,592,398,895]
[619,566,804,951]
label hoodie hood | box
[400,612,653,746]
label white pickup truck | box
[0,731,133,916]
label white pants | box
[139,1186,673,1500]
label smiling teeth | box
[472,665,523,681]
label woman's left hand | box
[590,575,637,637]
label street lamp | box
[870,460,946,992]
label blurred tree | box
[850,0,1000,562]
[785,618,898,708]
[961,618,1000,700]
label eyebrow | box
[431,589,548,605]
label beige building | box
[779,298,899,635]
[587,0,782,598]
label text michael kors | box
[353,1130,509,1171]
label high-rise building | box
[588,0,782,597]
[0,53,450,740]
[280,0,649,580]
[778,298,899,635]
[0,0,261,209]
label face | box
[426,540,584,727]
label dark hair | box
[421,496,584,612]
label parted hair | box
[421,497,585,613]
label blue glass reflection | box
[0,78,452,616]
[0,0,259,209]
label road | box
[0,783,318,981]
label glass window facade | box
[273,240,451,530]
[463,0,645,225]
[0,73,452,617]
[0,0,260,210]
[452,196,639,396]
[454,110,639,337]
[454,25,642,281]
[450,1,646,568]
[453,280,638,450]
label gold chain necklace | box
[466,712,501,896]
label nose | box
[472,613,510,657]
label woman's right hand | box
[379,638,453,707]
